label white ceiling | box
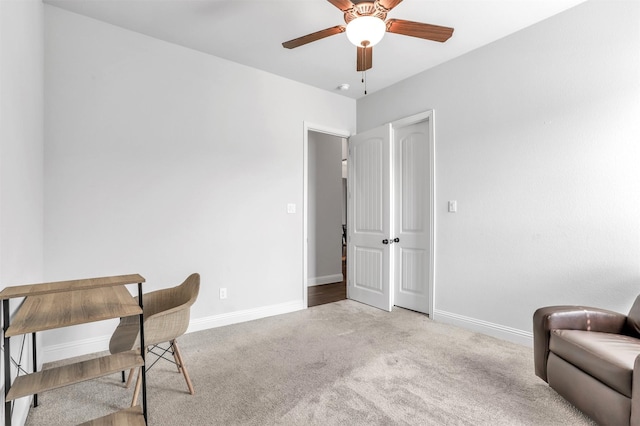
[43,0,587,99]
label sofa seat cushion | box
[550,329,640,398]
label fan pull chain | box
[362,71,367,95]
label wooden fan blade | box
[357,46,372,72]
[327,0,354,12]
[282,25,346,49]
[386,19,454,42]
[377,0,403,11]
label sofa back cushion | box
[626,295,640,336]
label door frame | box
[390,110,436,316]
[302,122,351,308]
[302,111,435,315]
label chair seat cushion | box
[550,330,640,398]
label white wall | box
[23,0,640,362]
[307,131,343,286]
[358,0,640,342]
[0,0,44,290]
[0,0,44,423]
[43,5,355,359]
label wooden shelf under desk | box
[5,286,142,337]
[79,406,145,426]
[5,350,143,401]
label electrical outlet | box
[219,288,227,299]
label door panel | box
[400,248,428,293]
[354,248,383,292]
[347,125,392,311]
[394,120,431,313]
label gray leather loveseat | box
[534,297,640,425]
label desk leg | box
[3,300,12,426]
[138,283,147,422]
[32,332,37,407]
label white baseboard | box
[42,334,111,363]
[187,300,304,333]
[307,274,344,287]
[433,309,533,347]
[42,300,306,363]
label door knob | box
[393,237,400,243]
[382,239,389,245]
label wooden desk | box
[1,274,148,426]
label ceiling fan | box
[282,0,454,73]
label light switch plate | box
[448,200,457,213]
[287,203,296,214]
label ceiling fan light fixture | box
[346,16,386,47]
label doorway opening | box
[303,123,351,308]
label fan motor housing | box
[344,2,388,23]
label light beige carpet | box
[25,300,594,425]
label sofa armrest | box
[533,305,627,382]
[632,354,640,426]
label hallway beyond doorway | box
[308,281,346,307]
[308,255,346,307]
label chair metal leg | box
[172,339,194,395]
[124,340,194,406]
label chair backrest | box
[145,273,199,316]
[142,273,200,346]
[171,272,200,309]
